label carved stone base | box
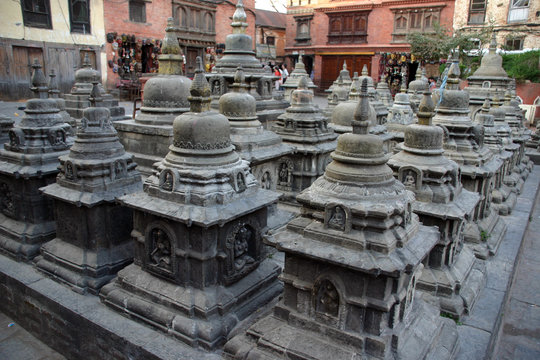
[418,245,486,319]
[504,171,524,195]
[100,259,282,350]
[464,210,507,259]
[223,294,458,360]
[0,214,55,261]
[492,184,517,216]
[65,93,128,122]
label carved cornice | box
[314,0,450,12]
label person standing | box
[282,64,289,84]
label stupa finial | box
[352,79,370,135]
[298,75,309,90]
[88,80,103,107]
[48,69,59,98]
[417,90,435,126]
[231,0,248,34]
[489,32,497,53]
[188,57,212,112]
[481,98,491,113]
[361,64,368,76]
[162,17,182,56]
[342,61,347,71]
[30,58,48,99]
[447,52,461,89]
[232,66,248,91]
[400,82,407,93]
[82,53,92,68]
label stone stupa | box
[207,0,288,122]
[100,58,282,349]
[388,91,485,319]
[0,114,14,144]
[376,74,394,108]
[115,18,192,176]
[330,73,393,153]
[408,67,429,114]
[36,81,142,295]
[0,60,74,261]
[324,73,350,117]
[387,84,416,151]
[272,76,337,202]
[432,58,505,260]
[64,53,128,122]
[219,66,293,191]
[48,69,76,132]
[358,65,388,124]
[282,54,317,101]
[224,79,458,360]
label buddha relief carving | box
[65,161,75,180]
[0,182,15,218]
[277,160,293,189]
[314,279,339,318]
[149,228,172,272]
[328,206,346,231]
[49,128,66,147]
[236,172,246,192]
[260,171,272,190]
[403,273,417,319]
[399,166,422,191]
[482,81,491,88]
[112,160,126,180]
[159,169,175,191]
[8,129,24,150]
[224,223,257,284]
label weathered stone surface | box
[358,65,389,124]
[408,67,429,113]
[0,60,74,261]
[323,62,351,117]
[387,84,416,151]
[36,82,142,294]
[271,76,337,202]
[219,66,293,192]
[0,113,14,144]
[376,74,393,109]
[206,0,288,123]
[224,79,458,360]
[115,18,192,176]
[100,58,282,350]
[282,55,317,102]
[48,69,76,133]
[432,56,506,260]
[389,91,485,319]
[64,54,127,122]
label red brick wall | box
[103,0,171,89]
[215,0,256,50]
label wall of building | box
[0,0,105,100]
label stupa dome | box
[219,67,257,121]
[471,34,508,79]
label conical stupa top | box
[352,79,370,135]
[417,90,435,126]
[232,66,248,90]
[298,75,309,90]
[88,81,104,107]
[189,57,212,112]
[339,61,351,80]
[30,59,48,99]
[157,18,184,75]
[447,54,461,90]
[470,33,508,78]
[349,72,360,99]
[361,65,368,76]
[489,32,497,54]
[48,69,59,98]
[83,53,92,68]
[161,18,182,55]
[295,56,305,70]
[231,0,248,34]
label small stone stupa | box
[219,66,293,190]
[272,76,337,202]
[100,58,282,349]
[432,58,505,259]
[0,114,14,144]
[408,67,429,113]
[324,73,350,117]
[282,55,317,101]
[36,81,142,294]
[358,65,388,124]
[324,61,352,95]
[475,99,517,216]
[208,0,288,122]
[465,33,510,116]
[387,84,416,151]
[224,79,458,360]
[376,74,393,108]
[330,73,393,153]
[0,60,74,261]
[64,53,128,122]
[115,18,192,176]
[388,91,485,319]
[48,69,76,131]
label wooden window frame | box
[129,0,147,23]
[326,11,369,45]
[21,0,52,29]
[391,7,443,43]
[69,0,91,34]
[294,15,313,46]
[508,0,529,23]
[468,0,486,25]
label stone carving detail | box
[48,128,66,147]
[236,172,246,192]
[174,139,231,150]
[0,182,15,218]
[112,160,126,180]
[314,279,340,318]
[8,129,24,150]
[65,161,75,180]
[260,171,272,190]
[403,273,417,319]
[148,227,173,274]
[209,76,225,96]
[277,160,293,189]
[159,169,175,191]
[257,78,273,97]
[142,99,189,108]
[224,223,257,284]
[325,203,352,233]
[482,81,491,88]
[399,166,422,191]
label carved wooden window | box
[69,0,91,34]
[21,0,52,29]
[266,36,275,45]
[295,15,313,45]
[508,0,529,23]
[468,0,486,24]
[175,6,187,28]
[129,0,146,23]
[204,12,214,32]
[327,12,369,45]
[392,7,442,43]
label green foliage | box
[407,23,491,63]
[501,50,540,83]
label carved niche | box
[159,169,176,191]
[8,128,24,150]
[260,170,272,190]
[223,222,258,284]
[235,171,246,193]
[146,225,175,279]
[0,182,15,218]
[209,76,225,97]
[399,166,422,191]
[111,160,126,180]
[324,203,352,233]
[65,161,76,180]
[48,127,66,147]
[276,159,294,190]
[313,277,341,322]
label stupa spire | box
[189,57,212,113]
[159,17,184,75]
[30,59,49,99]
[417,90,435,126]
[352,79,370,135]
[48,69,59,98]
[231,0,248,34]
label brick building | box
[454,0,540,51]
[255,9,287,65]
[285,0,456,91]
